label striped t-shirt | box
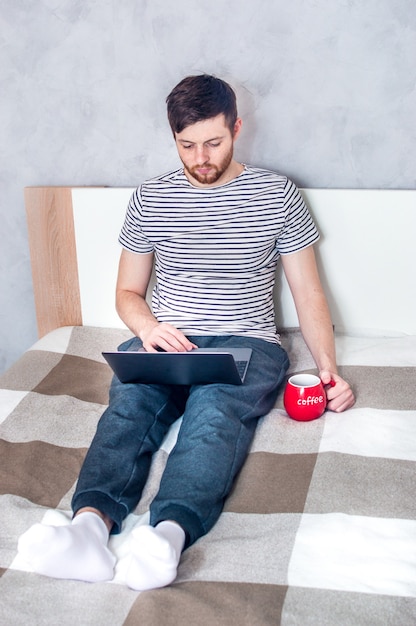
[119,165,319,344]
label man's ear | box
[233,117,243,139]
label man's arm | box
[115,249,196,352]
[281,245,355,412]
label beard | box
[183,146,234,185]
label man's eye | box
[208,142,220,148]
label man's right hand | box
[140,321,197,353]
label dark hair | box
[166,74,238,135]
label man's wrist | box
[138,318,158,342]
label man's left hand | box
[320,371,355,413]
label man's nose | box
[195,145,209,163]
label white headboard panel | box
[280,188,416,335]
[26,186,416,337]
[72,188,133,330]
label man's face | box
[174,114,242,187]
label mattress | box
[1,325,416,625]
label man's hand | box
[140,321,197,353]
[320,370,355,413]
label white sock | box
[125,521,186,591]
[17,512,115,582]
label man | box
[18,74,355,590]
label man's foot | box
[125,521,185,591]
[17,512,115,582]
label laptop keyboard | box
[235,360,248,379]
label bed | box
[1,186,415,625]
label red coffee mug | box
[283,374,326,421]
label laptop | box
[102,347,252,386]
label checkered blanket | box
[1,326,416,625]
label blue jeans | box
[72,335,289,547]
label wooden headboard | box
[25,186,416,338]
